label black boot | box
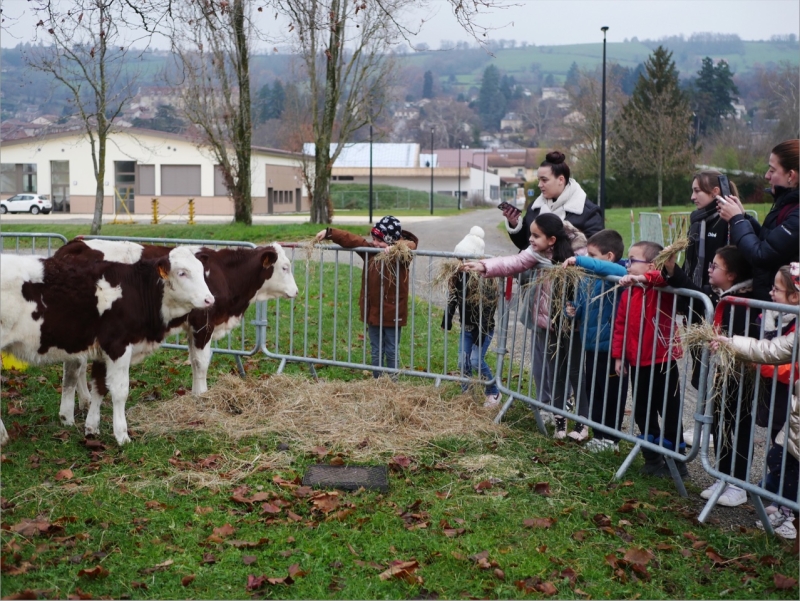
[639,449,665,475]
[653,449,689,479]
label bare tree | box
[759,61,800,141]
[565,68,626,188]
[169,0,254,224]
[516,96,560,144]
[27,0,140,234]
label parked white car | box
[0,194,53,215]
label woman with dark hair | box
[684,170,756,289]
[718,139,800,300]
[502,151,604,251]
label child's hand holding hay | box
[653,237,690,272]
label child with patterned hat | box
[315,216,419,378]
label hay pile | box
[129,374,505,459]
[653,237,690,271]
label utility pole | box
[369,123,374,223]
[600,26,609,219]
[430,127,434,215]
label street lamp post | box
[482,149,487,203]
[369,124,374,224]
[457,144,462,211]
[430,127,434,215]
[600,25,609,219]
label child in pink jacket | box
[463,213,588,438]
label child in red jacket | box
[616,241,685,478]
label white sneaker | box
[774,519,797,540]
[683,428,714,448]
[717,484,748,507]
[567,424,588,441]
[553,417,567,440]
[483,393,501,408]
[756,506,792,531]
[585,438,619,453]
[700,479,724,500]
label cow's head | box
[158,246,215,321]
[255,243,298,301]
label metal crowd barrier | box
[1,232,69,256]
[696,296,799,533]
[264,244,500,390]
[491,266,714,498]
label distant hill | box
[2,38,797,120]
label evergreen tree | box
[256,82,272,124]
[477,64,506,130]
[692,57,738,135]
[272,80,286,119]
[565,61,580,91]
[611,46,696,208]
[422,70,435,99]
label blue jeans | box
[368,325,400,378]
[458,328,498,395]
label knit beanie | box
[453,226,485,256]
[371,215,402,244]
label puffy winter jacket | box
[325,228,419,327]
[442,272,498,337]
[728,330,800,461]
[569,256,628,351]
[611,271,683,367]
[683,203,748,289]
[728,186,799,301]
[507,179,604,251]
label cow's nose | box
[204,295,215,307]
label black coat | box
[729,186,799,301]
[508,197,604,251]
[441,272,498,337]
[683,203,734,289]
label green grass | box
[330,184,462,211]
[1,255,798,599]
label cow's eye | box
[177,270,187,277]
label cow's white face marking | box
[161,247,215,322]
[85,240,143,264]
[255,244,299,302]
[95,276,123,314]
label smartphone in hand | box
[718,174,731,198]
[497,201,521,215]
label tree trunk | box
[91,157,104,235]
[232,0,252,225]
[657,161,663,210]
[311,139,332,224]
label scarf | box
[531,179,587,220]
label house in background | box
[0,128,308,216]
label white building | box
[304,143,501,202]
[0,128,308,216]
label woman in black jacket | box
[501,151,604,251]
[684,170,756,289]
[718,139,799,301]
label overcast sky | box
[1,0,798,49]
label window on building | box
[138,165,155,196]
[489,185,500,200]
[214,166,229,197]
[0,163,37,194]
[160,165,201,196]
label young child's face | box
[371,236,389,248]
[770,272,799,305]
[708,254,734,290]
[529,222,555,253]
[626,247,653,276]
[587,244,615,263]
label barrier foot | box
[532,408,548,435]
[493,395,513,425]
[309,364,319,381]
[434,377,441,388]
[235,356,246,379]
[663,457,688,497]
[276,358,287,374]
[614,444,642,481]
[749,494,775,536]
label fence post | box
[188,198,195,225]
[151,198,159,225]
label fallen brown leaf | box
[54,469,74,481]
[77,565,109,579]
[523,517,557,529]
[181,574,196,586]
[774,573,798,590]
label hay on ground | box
[128,374,505,459]
[653,237,690,271]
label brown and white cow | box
[0,246,214,445]
[54,238,298,426]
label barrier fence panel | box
[638,212,664,246]
[263,244,502,390]
[1,232,68,256]
[696,296,799,533]
[491,265,715,497]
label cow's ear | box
[261,247,278,268]
[157,258,170,280]
[196,252,210,265]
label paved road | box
[401,207,519,256]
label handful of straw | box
[432,258,499,308]
[520,264,588,330]
[653,237,690,271]
[678,321,742,387]
[372,240,415,282]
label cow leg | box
[84,361,107,438]
[0,419,8,446]
[189,340,213,395]
[106,350,133,445]
[59,358,83,426]
[76,357,91,411]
